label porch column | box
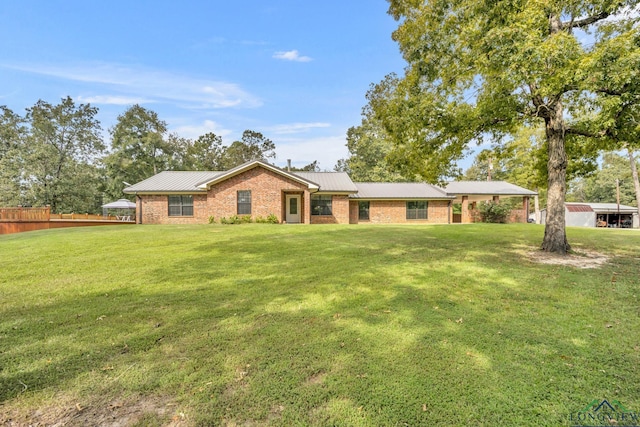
[461,196,470,223]
[523,197,529,223]
[304,190,311,224]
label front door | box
[286,195,301,223]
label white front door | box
[285,195,301,223]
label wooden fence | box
[0,207,134,235]
[0,206,51,222]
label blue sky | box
[0,0,408,170]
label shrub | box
[208,216,216,224]
[266,213,279,224]
[477,201,512,223]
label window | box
[237,190,251,215]
[168,195,193,216]
[311,194,332,216]
[358,201,370,221]
[406,201,428,220]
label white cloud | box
[3,62,262,109]
[171,119,233,140]
[268,122,331,134]
[273,50,313,62]
[76,95,153,105]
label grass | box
[0,223,639,426]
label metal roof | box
[540,203,639,214]
[122,162,356,194]
[124,171,223,193]
[566,204,594,213]
[294,172,358,193]
[445,181,538,196]
[582,203,638,213]
[351,182,454,199]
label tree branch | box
[565,126,608,138]
[563,11,610,29]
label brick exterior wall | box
[310,195,350,224]
[138,194,208,224]
[137,165,311,224]
[206,166,309,223]
[349,200,451,224]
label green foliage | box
[289,160,321,172]
[336,108,409,182]
[218,130,275,170]
[255,213,279,224]
[103,105,169,200]
[0,106,27,207]
[1,225,639,425]
[477,200,512,223]
[373,0,640,252]
[568,152,639,206]
[208,215,216,224]
[23,97,105,213]
[220,215,253,225]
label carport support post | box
[461,196,470,223]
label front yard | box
[0,224,638,426]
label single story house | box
[123,160,537,225]
[540,203,639,228]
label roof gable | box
[196,160,320,190]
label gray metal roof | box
[578,203,638,213]
[124,171,223,193]
[445,181,538,196]
[351,182,454,199]
[294,172,358,193]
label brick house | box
[123,160,535,225]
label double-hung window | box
[168,195,194,216]
[406,201,427,220]
[237,190,251,215]
[311,195,332,216]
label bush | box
[208,216,216,224]
[477,201,512,223]
[266,213,279,224]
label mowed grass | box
[0,223,639,426]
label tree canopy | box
[370,0,640,253]
[0,98,281,213]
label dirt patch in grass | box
[528,249,610,269]
[0,395,188,427]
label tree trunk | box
[541,102,571,253]
[628,147,640,225]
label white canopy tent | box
[101,199,136,220]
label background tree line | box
[0,98,278,214]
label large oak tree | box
[373,0,639,253]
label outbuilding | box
[540,203,639,228]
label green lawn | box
[1,224,639,426]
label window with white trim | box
[237,190,251,215]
